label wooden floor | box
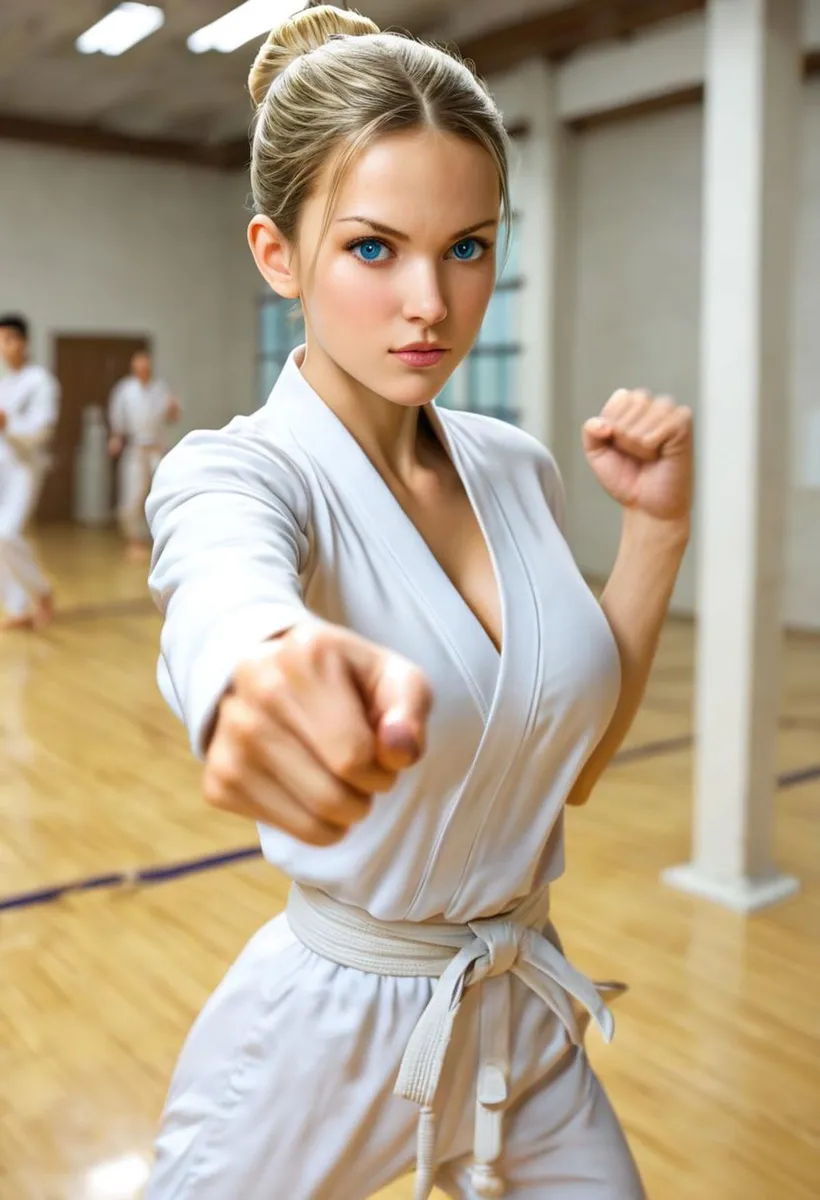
[1,526,818,1200]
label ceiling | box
[0,1,473,148]
[0,0,704,165]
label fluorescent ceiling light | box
[188,0,304,55]
[76,3,165,56]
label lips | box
[390,344,449,369]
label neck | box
[298,342,431,482]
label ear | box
[248,215,300,300]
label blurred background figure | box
[108,348,181,561]
[0,313,59,630]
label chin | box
[381,377,447,408]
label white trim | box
[662,864,800,913]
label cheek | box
[450,265,496,333]
[312,256,396,327]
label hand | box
[582,389,693,522]
[204,622,433,845]
[108,435,123,457]
[165,398,181,423]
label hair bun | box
[248,4,380,108]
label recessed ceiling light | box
[188,0,304,55]
[76,3,165,57]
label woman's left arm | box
[566,389,693,808]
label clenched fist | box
[583,388,693,522]
[204,622,433,846]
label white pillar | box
[663,0,801,912]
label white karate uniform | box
[0,364,59,617]
[108,375,172,540]
[144,349,644,1199]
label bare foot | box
[33,592,55,631]
[0,612,35,631]
[126,541,150,563]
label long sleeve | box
[146,426,313,758]
[5,371,60,454]
[108,382,127,437]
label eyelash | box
[345,236,494,265]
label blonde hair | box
[248,4,510,250]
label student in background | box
[0,314,59,631]
[108,347,180,561]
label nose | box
[401,259,448,327]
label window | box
[258,297,304,406]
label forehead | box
[325,128,501,235]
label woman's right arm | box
[147,428,313,757]
[147,429,432,843]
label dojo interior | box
[1,1,818,1198]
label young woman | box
[144,7,692,1198]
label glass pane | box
[504,352,520,421]
[283,304,305,351]
[472,354,496,415]
[259,356,282,403]
[437,377,455,409]
[478,286,518,350]
[260,295,305,358]
[498,218,520,284]
[260,298,281,357]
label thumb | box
[340,631,433,771]
[375,659,433,771]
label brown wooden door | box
[38,335,150,524]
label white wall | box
[0,141,256,434]
[566,80,820,630]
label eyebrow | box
[336,216,499,242]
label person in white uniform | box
[144,7,693,1199]
[0,314,59,631]
[108,348,180,560]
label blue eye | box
[450,238,484,261]
[350,238,390,263]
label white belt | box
[286,884,625,1200]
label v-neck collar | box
[267,349,504,715]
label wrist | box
[620,507,690,552]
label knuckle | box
[310,780,347,821]
[331,733,375,777]
[222,699,262,748]
[283,621,333,664]
[252,664,289,710]
[262,623,335,682]
[206,743,243,793]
